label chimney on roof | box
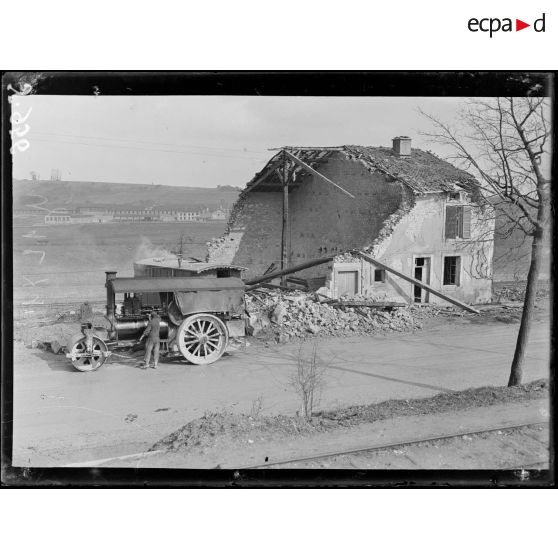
[392,136,412,157]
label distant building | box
[112,208,157,221]
[70,214,106,224]
[45,210,107,224]
[78,206,115,215]
[158,208,201,222]
[209,208,229,220]
[45,214,71,224]
[43,206,219,224]
[14,208,45,217]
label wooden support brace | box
[352,251,480,314]
[286,276,308,286]
[283,151,355,199]
[245,255,335,286]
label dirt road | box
[12,317,550,467]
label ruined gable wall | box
[207,191,283,277]
[289,152,404,279]
[208,152,405,280]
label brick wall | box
[289,152,404,279]
[207,191,283,277]
[208,152,405,280]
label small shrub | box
[290,340,328,420]
[249,394,264,419]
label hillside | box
[13,220,228,304]
[13,180,241,211]
[12,180,549,287]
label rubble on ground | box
[245,289,439,342]
[14,311,110,353]
[493,283,550,302]
[15,322,82,351]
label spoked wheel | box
[177,313,228,365]
[67,334,109,372]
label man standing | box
[139,311,161,369]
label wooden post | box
[280,151,289,286]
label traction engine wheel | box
[177,313,228,365]
[68,334,108,372]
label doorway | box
[413,257,431,303]
[337,270,359,296]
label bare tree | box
[421,97,551,386]
[290,340,328,419]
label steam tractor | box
[66,271,246,371]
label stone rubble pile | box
[245,290,436,343]
[493,284,549,302]
[15,311,110,353]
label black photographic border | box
[1,70,555,487]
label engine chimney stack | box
[105,271,117,320]
[392,136,412,157]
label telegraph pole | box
[280,150,289,286]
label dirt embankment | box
[150,379,549,455]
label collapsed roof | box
[245,145,479,195]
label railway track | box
[241,421,549,470]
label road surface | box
[12,317,550,467]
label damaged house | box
[207,137,495,306]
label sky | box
[12,96,470,188]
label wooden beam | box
[246,159,283,189]
[245,255,335,286]
[245,184,281,193]
[263,262,277,276]
[280,152,289,286]
[352,251,480,314]
[283,150,355,199]
[269,146,344,151]
[331,301,407,308]
[249,283,302,292]
[286,276,308,286]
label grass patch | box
[150,379,549,453]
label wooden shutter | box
[462,207,471,239]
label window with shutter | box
[462,207,471,239]
[445,206,469,239]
